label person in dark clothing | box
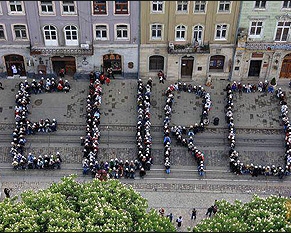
[139,167,146,178]
[167,213,173,222]
[205,205,214,217]
[0,81,4,90]
[191,208,197,220]
[4,188,11,198]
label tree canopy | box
[193,194,291,232]
[0,175,176,232]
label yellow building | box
[139,1,241,81]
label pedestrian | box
[205,205,213,217]
[59,68,65,78]
[11,64,18,75]
[139,167,146,178]
[191,208,197,220]
[0,81,4,90]
[107,67,115,79]
[158,70,165,83]
[159,208,165,217]
[176,216,183,228]
[167,213,173,222]
[105,77,111,86]
[4,188,11,198]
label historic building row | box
[0,1,291,82]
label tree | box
[193,194,291,232]
[270,77,277,86]
[0,175,176,232]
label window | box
[61,1,76,15]
[116,24,129,40]
[275,21,291,41]
[0,25,6,40]
[283,1,291,8]
[194,1,206,13]
[209,55,225,71]
[152,1,164,13]
[0,3,3,14]
[249,21,263,37]
[218,1,231,12]
[115,0,128,14]
[8,1,24,14]
[40,1,54,14]
[93,1,107,14]
[13,25,27,40]
[151,24,163,40]
[149,55,164,71]
[215,24,228,40]
[254,1,266,9]
[175,25,186,41]
[177,1,188,13]
[43,25,58,46]
[95,25,108,40]
[64,25,78,46]
[193,25,203,45]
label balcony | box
[168,42,210,54]
[30,45,93,56]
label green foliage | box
[270,77,277,86]
[193,194,291,232]
[0,175,176,232]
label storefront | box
[51,56,76,76]
[103,54,122,75]
[4,54,26,76]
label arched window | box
[209,55,225,72]
[149,55,164,71]
[64,25,78,46]
[43,25,58,46]
[175,25,186,41]
[193,25,203,45]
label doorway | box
[248,60,262,77]
[4,54,26,76]
[103,54,122,75]
[181,56,194,78]
[51,56,76,76]
[280,54,291,78]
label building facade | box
[139,1,241,81]
[0,1,139,78]
[232,0,291,82]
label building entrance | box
[51,56,76,76]
[181,56,194,78]
[280,54,291,79]
[248,60,262,77]
[4,54,26,76]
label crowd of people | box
[163,82,212,175]
[82,72,148,179]
[225,80,291,178]
[17,77,71,94]
[136,78,154,177]
[10,78,61,170]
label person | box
[205,205,214,217]
[176,216,183,228]
[107,67,115,79]
[0,81,4,90]
[139,167,146,178]
[59,68,65,78]
[105,77,111,86]
[158,70,165,84]
[4,188,11,198]
[11,64,18,75]
[167,213,173,222]
[159,208,165,217]
[191,208,197,220]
